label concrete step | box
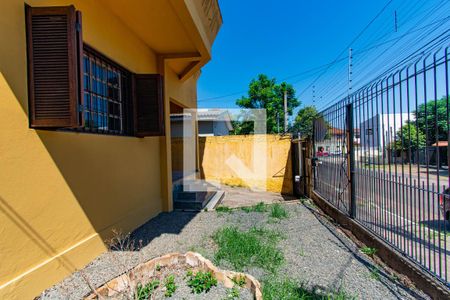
[173,190,216,210]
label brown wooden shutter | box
[133,74,165,137]
[26,5,83,128]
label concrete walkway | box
[219,185,296,208]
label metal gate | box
[312,46,450,286]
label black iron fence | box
[313,46,450,286]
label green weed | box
[241,202,267,213]
[298,248,305,257]
[225,286,240,299]
[136,279,159,300]
[269,204,288,219]
[212,226,284,273]
[369,266,380,281]
[216,206,233,213]
[164,274,177,297]
[360,246,377,257]
[231,274,246,287]
[186,270,217,294]
[262,277,355,300]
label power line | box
[317,15,450,103]
[197,58,347,102]
[316,0,449,108]
[317,30,449,111]
[297,0,395,99]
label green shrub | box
[186,270,217,294]
[212,226,284,273]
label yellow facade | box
[0,0,221,298]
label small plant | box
[231,274,246,287]
[136,279,159,300]
[226,286,240,299]
[390,273,399,282]
[186,270,217,294]
[106,229,139,251]
[216,206,233,213]
[298,247,305,257]
[269,203,288,219]
[241,202,267,213]
[360,246,377,257]
[164,274,177,297]
[156,264,161,271]
[369,266,381,281]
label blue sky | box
[197,0,449,113]
[197,0,387,109]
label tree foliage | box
[233,74,299,134]
[291,105,319,138]
[230,120,253,135]
[394,122,426,151]
[414,97,448,145]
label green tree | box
[414,97,448,145]
[230,120,253,135]
[394,123,426,151]
[234,74,299,134]
[291,105,319,138]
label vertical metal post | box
[347,103,356,218]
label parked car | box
[316,147,329,157]
[316,150,329,157]
[440,187,450,223]
[329,150,342,156]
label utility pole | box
[276,111,280,134]
[284,89,288,133]
[348,48,353,100]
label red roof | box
[432,141,448,147]
[329,127,344,135]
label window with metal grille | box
[81,46,133,135]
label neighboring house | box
[0,1,222,298]
[197,109,233,136]
[360,113,415,150]
[170,109,233,137]
[315,126,345,155]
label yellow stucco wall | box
[0,0,202,298]
[195,135,293,194]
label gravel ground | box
[40,201,428,300]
